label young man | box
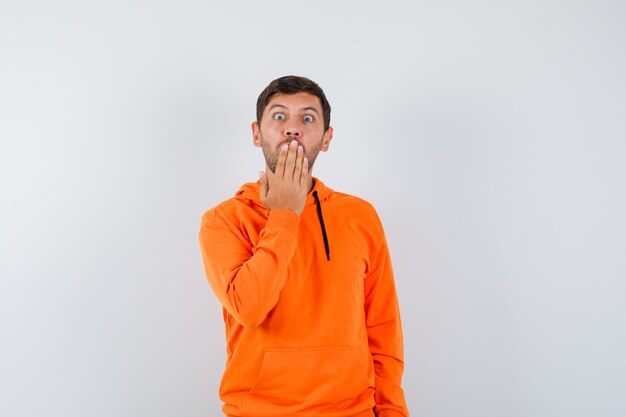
[199,76,409,417]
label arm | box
[199,208,300,328]
[199,139,311,328]
[364,222,409,416]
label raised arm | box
[199,139,311,327]
[199,208,299,327]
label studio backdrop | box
[1,1,625,416]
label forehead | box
[264,92,322,113]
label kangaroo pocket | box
[242,346,370,414]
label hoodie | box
[199,177,408,417]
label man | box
[199,75,409,417]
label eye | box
[273,113,285,121]
[303,115,314,122]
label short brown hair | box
[256,75,331,131]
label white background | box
[1,1,625,416]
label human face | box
[252,92,333,173]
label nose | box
[284,125,301,137]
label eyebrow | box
[268,104,320,115]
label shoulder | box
[200,196,246,228]
[327,189,384,228]
[330,189,377,212]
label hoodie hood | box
[234,176,334,209]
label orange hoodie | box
[199,178,408,417]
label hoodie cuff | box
[265,209,300,234]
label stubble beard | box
[260,131,324,174]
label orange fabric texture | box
[199,178,408,417]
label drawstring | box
[312,190,330,261]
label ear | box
[251,121,261,147]
[320,126,334,152]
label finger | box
[259,171,268,198]
[275,143,289,178]
[285,140,298,179]
[294,145,304,183]
[300,156,309,186]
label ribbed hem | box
[352,410,376,417]
[226,411,375,417]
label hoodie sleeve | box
[199,207,299,328]
[364,210,409,417]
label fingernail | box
[298,145,303,153]
[258,171,263,179]
[282,144,288,151]
[290,140,298,147]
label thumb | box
[259,171,268,197]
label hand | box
[259,140,311,215]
